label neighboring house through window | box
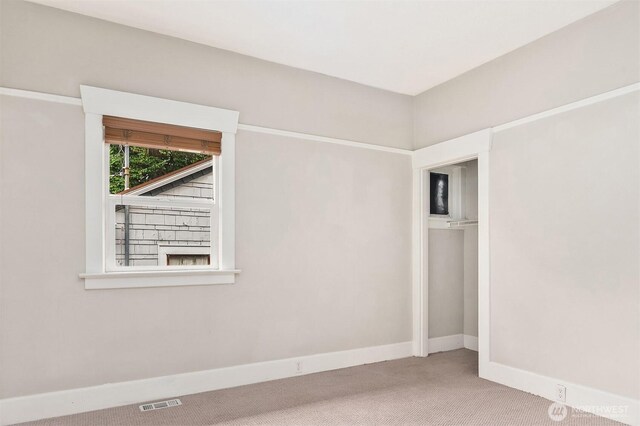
[113,157,216,268]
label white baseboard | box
[482,361,639,426]
[426,336,637,424]
[428,334,478,354]
[463,335,478,351]
[428,334,463,353]
[0,341,412,425]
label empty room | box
[0,0,638,425]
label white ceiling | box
[30,0,617,95]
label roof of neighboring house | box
[118,158,213,196]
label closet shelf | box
[447,219,478,228]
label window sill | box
[79,269,241,290]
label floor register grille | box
[139,399,182,412]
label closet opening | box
[425,159,479,356]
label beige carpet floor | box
[23,349,621,425]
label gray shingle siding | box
[115,172,213,266]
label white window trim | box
[79,86,240,289]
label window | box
[428,166,465,229]
[79,86,240,289]
[104,115,219,270]
[429,172,449,216]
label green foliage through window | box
[109,145,210,194]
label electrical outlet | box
[295,361,303,374]
[556,384,566,402]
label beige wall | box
[413,0,640,148]
[0,1,415,398]
[413,0,639,398]
[463,227,478,337]
[0,0,413,150]
[463,160,478,337]
[426,228,479,340]
[464,161,478,221]
[490,92,639,399]
[0,96,412,398]
[428,230,464,338]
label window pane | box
[109,145,213,199]
[429,172,449,215]
[114,204,212,267]
[167,254,210,266]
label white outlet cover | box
[556,384,567,402]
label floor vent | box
[139,399,182,412]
